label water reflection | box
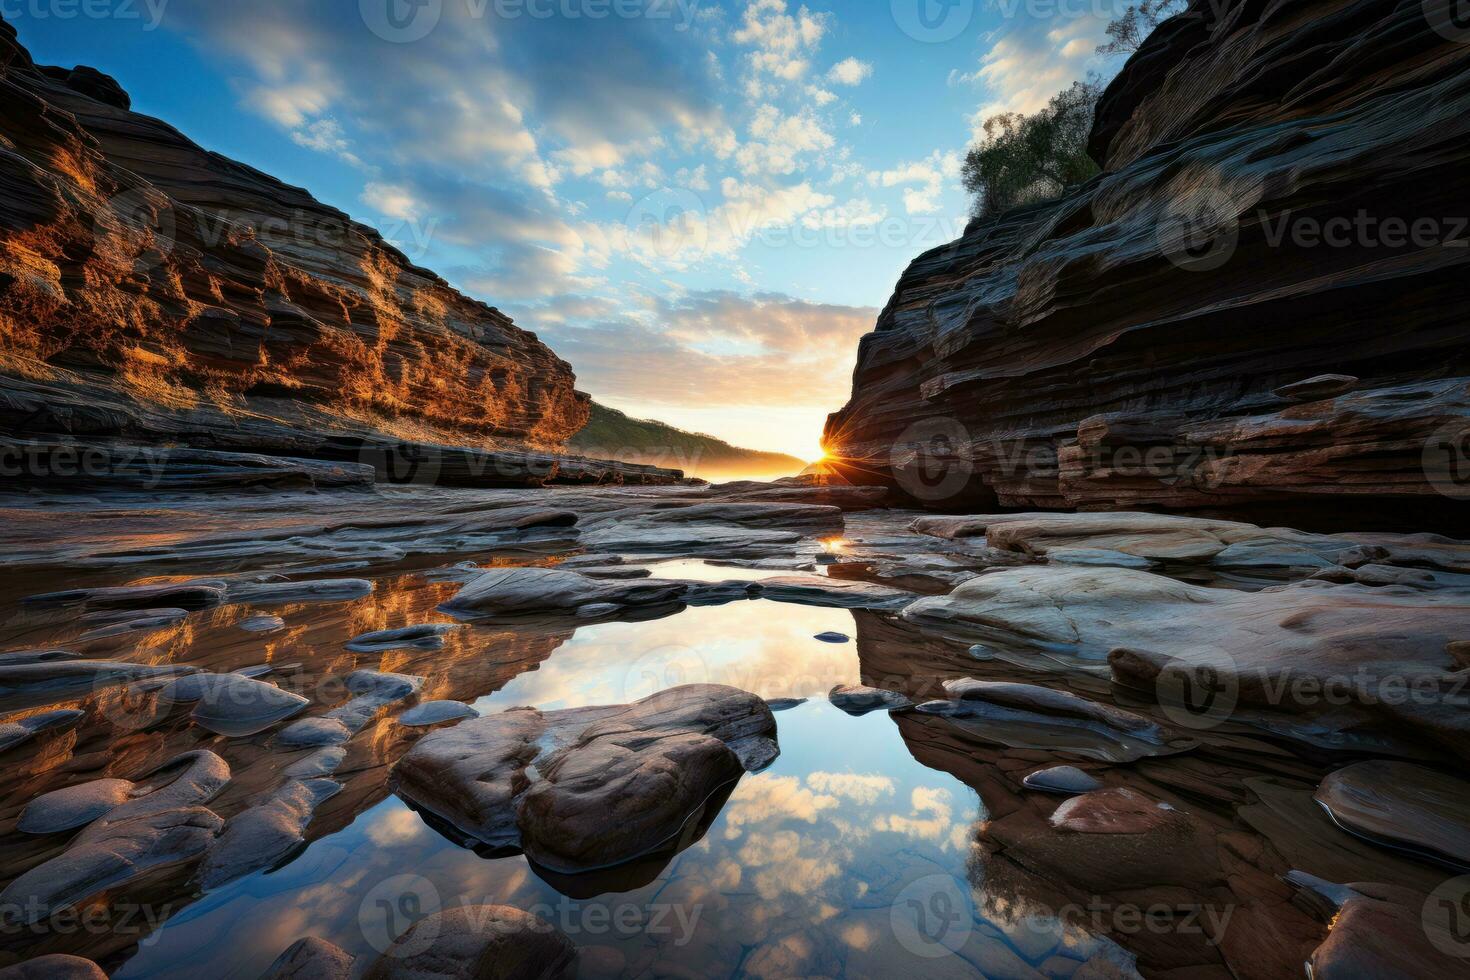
[0,561,1136,979]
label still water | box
[0,560,1134,979]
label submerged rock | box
[259,937,354,980]
[1314,761,1470,871]
[194,778,341,889]
[1022,766,1103,796]
[362,906,576,980]
[345,623,459,653]
[189,675,311,737]
[441,567,687,616]
[0,751,229,923]
[24,583,225,611]
[278,670,423,747]
[827,685,912,716]
[226,579,374,605]
[913,679,1195,764]
[0,708,85,752]
[0,661,194,710]
[813,631,851,644]
[282,747,347,779]
[398,700,480,727]
[0,955,107,979]
[18,778,134,834]
[753,576,912,610]
[766,698,807,712]
[393,685,777,874]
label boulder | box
[393,685,777,873]
[363,906,576,980]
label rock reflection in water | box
[65,592,1129,980]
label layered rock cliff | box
[825,0,1470,532]
[0,16,630,485]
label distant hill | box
[569,402,807,480]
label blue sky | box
[12,0,1133,459]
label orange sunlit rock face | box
[0,20,588,452]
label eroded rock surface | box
[824,0,1470,533]
[393,685,777,874]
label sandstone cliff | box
[825,0,1470,532]
[0,15,611,483]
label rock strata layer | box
[0,17,686,489]
[824,0,1470,533]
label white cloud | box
[361,183,420,221]
[870,150,962,215]
[827,57,872,86]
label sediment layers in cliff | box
[0,16,656,487]
[824,0,1470,532]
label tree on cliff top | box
[1097,0,1188,55]
[961,80,1101,219]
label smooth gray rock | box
[194,779,341,889]
[767,698,808,712]
[18,778,135,834]
[441,567,686,616]
[259,937,354,980]
[276,717,352,748]
[1315,761,1470,871]
[0,954,107,979]
[362,906,576,980]
[828,684,912,716]
[398,700,480,727]
[239,615,286,633]
[226,579,374,605]
[0,708,85,752]
[0,751,229,923]
[345,624,459,653]
[1023,766,1104,796]
[0,661,195,709]
[282,747,347,779]
[0,650,83,667]
[24,583,225,610]
[189,675,310,737]
[814,632,851,644]
[394,685,777,872]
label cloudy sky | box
[18,0,1133,459]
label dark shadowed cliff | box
[825,0,1470,532]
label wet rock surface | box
[362,906,577,980]
[393,685,777,875]
[1314,761,1470,871]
